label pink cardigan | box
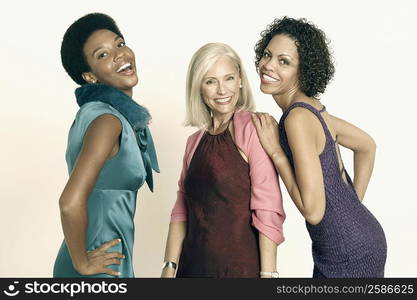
[170,110,285,245]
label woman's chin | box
[115,77,139,91]
[260,84,274,95]
[124,76,139,88]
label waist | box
[86,189,137,249]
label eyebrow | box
[204,73,236,80]
[265,48,293,60]
[91,35,123,57]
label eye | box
[97,52,108,59]
[262,52,271,58]
[226,76,235,81]
[279,58,288,65]
[205,79,215,85]
[117,41,126,48]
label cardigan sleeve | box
[240,113,286,245]
[169,130,204,223]
[170,140,189,223]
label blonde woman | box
[161,43,285,278]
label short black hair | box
[61,13,123,85]
[254,17,335,98]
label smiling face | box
[258,34,300,97]
[201,56,242,118]
[82,29,138,96]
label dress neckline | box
[206,114,234,136]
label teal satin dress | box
[53,101,146,278]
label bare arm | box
[259,233,277,277]
[331,115,376,201]
[161,221,186,277]
[161,138,191,278]
[252,111,326,225]
[59,114,124,276]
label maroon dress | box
[176,128,260,278]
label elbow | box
[59,196,84,216]
[368,136,377,154]
[364,137,376,159]
[356,135,376,155]
[58,201,74,216]
[303,210,324,226]
[300,200,325,226]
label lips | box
[261,73,279,83]
[116,62,135,75]
[215,96,231,103]
[213,96,232,105]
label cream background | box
[0,0,416,277]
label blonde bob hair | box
[185,43,255,128]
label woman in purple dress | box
[161,43,285,278]
[251,17,387,277]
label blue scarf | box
[75,83,160,192]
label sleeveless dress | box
[176,127,260,278]
[279,102,387,278]
[53,101,147,278]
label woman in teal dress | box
[53,13,159,278]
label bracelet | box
[162,261,177,270]
[259,271,279,278]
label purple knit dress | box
[279,102,387,278]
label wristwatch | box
[259,271,279,278]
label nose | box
[217,82,226,95]
[261,57,276,72]
[114,49,125,62]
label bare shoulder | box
[285,107,321,134]
[87,113,122,138]
[81,114,122,157]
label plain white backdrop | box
[0,0,416,277]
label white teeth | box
[262,74,278,82]
[117,63,131,73]
[215,97,231,103]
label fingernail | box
[122,255,125,259]
[117,239,121,242]
[117,272,121,276]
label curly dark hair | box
[254,17,335,98]
[61,13,124,85]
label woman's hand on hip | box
[75,239,125,277]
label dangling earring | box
[239,84,243,89]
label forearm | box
[164,221,186,262]
[272,152,326,224]
[259,232,277,273]
[59,201,88,271]
[353,146,376,202]
[161,221,186,276]
[271,153,303,212]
